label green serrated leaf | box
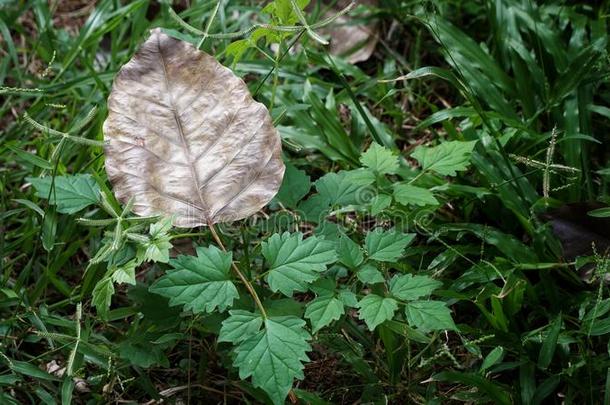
[389,274,442,301]
[309,278,336,296]
[411,140,477,176]
[276,162,312,208]
[357,294,398,330]
[315,170,374,206]
[338,290,358,307]
[370,194,392,215]
[405,300,457,331]
[305,295,344,333]
[393,184,439,206]
[298,194,331,223]
[360,143,399,174]
[344,168,377,186]
[27,174,100,214]
[263,232,337,296]
[337,234,363,269]
[225,39,252,65]
[149,245,238,313]
[111,261,137,285]
[365,228,415,262]
[219,310,263,344]
[357,263,385,285]
[92,277,114,317]
[141,218,173,263]
[233,316,311,405]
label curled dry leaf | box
[103,29,284,227]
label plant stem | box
[197,0,222,49]
[253,29,306,97]
[269,38,283,113]
[208,224,267,318]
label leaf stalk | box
[208,224,268,318]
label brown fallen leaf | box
[545,202,610,260]
[544,202,610,282]
[319,0,379,63]
[103,29,285,227]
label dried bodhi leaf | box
[103,29,284,227]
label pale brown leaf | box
[321,0,379,64]
[103,29,284,227]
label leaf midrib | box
[156,35,210,223]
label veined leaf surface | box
[104,29,284,227]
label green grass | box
[1,0,610,403]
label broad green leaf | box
[357,264,384,285]
[393,184,439,206]
[357,294,398,330]
[143,241,171,262]
[336,234,363,269]
[314,221,343,241]
[298,194,331,223]
[276,162,311,208]
[219,310,263,344]
[365,228,415,262]
[92,277,114,317]
[149,245,238,313]
[263,232,336,296]
[370,193,392,215]
[305,295,345,333]
[264,0,310,25]
[27,174,100,214]
[111,261,137,285]
[389,274,442,301]
[233,316,311,405]
[315,170,374,206]
[411,140,477,176]
[119,342,167,368]
[225,39,251,65]
[345,168,376,186]
[405,300,456,331]
[338,290,358,307]
[140,218,173,263]
[309,278,336,296]
[264,298,304,318]
[360,143,399,174]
